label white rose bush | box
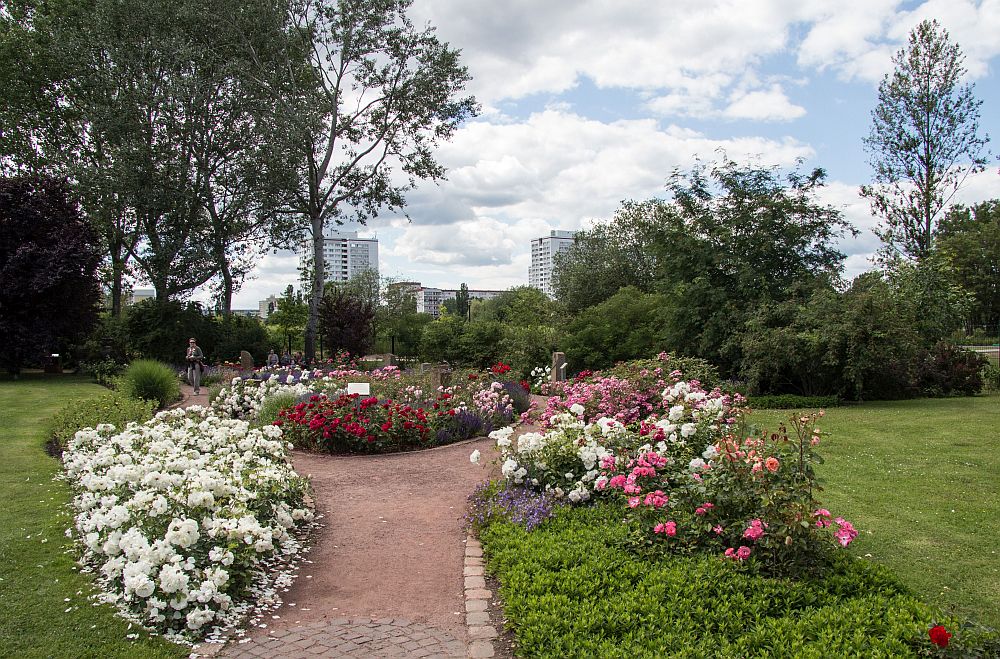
[211,376,316,420]
[61,406,315,641]
[490,413,620,504]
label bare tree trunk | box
[111,263,124,317]
[304,211,324,359]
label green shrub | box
[80,358,127,387]
[255,391,300,426]
[49,390,155,454]
[914,342,987,396]
[982,363,1000,393]
[748,394,841,409]
[119,359,180,408]
[480,503,984,657]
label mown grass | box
[0,373,184,658]
[750,394,1000,629]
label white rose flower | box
[469,450,481,465]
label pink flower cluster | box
[814,509,859,547]
[694,502,715,516]
[653,521,677,536]
[724,546,752,561]
[540,376,658,426]
[598,452,670,495]
[742,518,768,541]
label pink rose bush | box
[495,369,858,575]
[600,409,857,573]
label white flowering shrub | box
[211,376,316,421]
[62,406,314,639]
[488,413,624,504]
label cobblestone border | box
[463,534,498,658]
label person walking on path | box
[186,337,205,395]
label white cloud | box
[411,0,811,104]
[723,84,807,121]
[797,0,1000,83]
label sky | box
[202,0,1000,310]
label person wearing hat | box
[186,337,205,395]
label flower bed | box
[477,502,968,656]
[537,354,733,427]
[486,376,860,575]
[278,377,519,454]
[61,407,314,641]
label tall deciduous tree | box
[553,158,854,375]
[455,283,470,320]
[0,176,101,375]
[1,0,301,311]
[255,0,477,359]
[861,19,991,260]
[936,200,1000,329]
[267,286,309,354]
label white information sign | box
[346,382,371,396]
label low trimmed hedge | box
[48,389,156,455]
[479,502,993,657]
[748,394,841,410]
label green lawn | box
[751,394,1000,629]
[0,373,183,658]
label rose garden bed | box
[468,356,1000,656]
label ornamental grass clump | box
[49,389,156,455]
[61,407,314,640]
[119,359,180,409]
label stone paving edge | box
[463,534,498,659]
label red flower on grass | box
[928,625,951,648]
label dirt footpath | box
[283,436,501,635]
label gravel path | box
[182,382,526,658]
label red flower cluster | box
[928,625,951,648]
[278,394,432,453]
[490,362,512,375]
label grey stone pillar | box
[551,352,567,383]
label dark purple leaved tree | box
[0,176,101,376]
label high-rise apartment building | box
[300,230,379,285]
[528,230,577,297]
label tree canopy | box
[0,176,102,375]
[262,0,479,359]
[861,19,991,260]
[553,158,854,374]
